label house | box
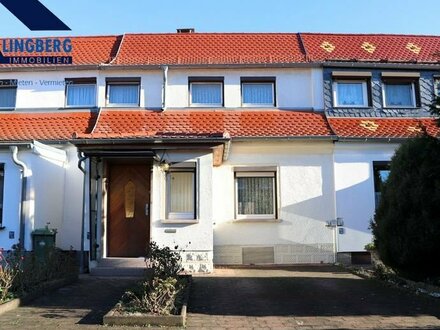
[0,31,438,273]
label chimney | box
[176,28,195,34]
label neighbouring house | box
[0,31,439,273]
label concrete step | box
[90,257,152,277]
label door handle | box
[145,203,149,215]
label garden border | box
[103,274,192,327]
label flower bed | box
[104,242,192,327]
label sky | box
[0,0,439,37]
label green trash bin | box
[32,225,57,261]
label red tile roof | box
[113,33,305,65]
[75,109,333,139]
[300,33,440,63]
[0,32,440,67]
[0,111,96,142]
[0,35,121,67]
[328,117,440,139]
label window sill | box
[232,218,281,223]
[161,219,199,224]
[332,106,371,109]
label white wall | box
[1,67,324,110]
[212,141,336,264]
[166,68,323,110]
[150,151,214,272]
[0,144,84,251]
[334,142,399,252]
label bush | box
[118,242,186,315]
[120,277,183,315]
[371,135,440,280]
[145,242,183,279]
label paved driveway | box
[187,266,440,329]
[0,266,439,329]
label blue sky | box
[0,0,439,37]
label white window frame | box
[189,82,223,107]
[106,82,140,107]
[241,82,275,107]
[166,166,196,220]
[332,80,368,107]
[382,81,416,108]
[235,171,276,220]
[65,83,97,108]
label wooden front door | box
[108,163,150,257]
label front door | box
[107,163,150,257]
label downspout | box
[161,65,168,110]
[10,146,29,249]
[77,151,87,273]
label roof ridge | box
[299,32,440,38]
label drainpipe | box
[77,151,87,273]
[161,65,168,110]
[10,146,29,250]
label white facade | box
[1,67,323,111]
[333,143,398,252]
[0,64,402,271]
[0,144,83,251]
[212,141,336,264]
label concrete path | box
[187,266,440,329]
[0,266,439,329]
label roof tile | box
[80,109,333,139]
[328,117,440,139]
[0,111,96,141]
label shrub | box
[120,277,183,315]
[145,242,183,279]
[371,135,440,280]
[0,249,22,303]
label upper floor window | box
[434,77,440,97]
[241,77,276,107]
[382,73,420,108]
[65,78,96,107]
[189,77,223,107]
[106,78,140,107]
[0,79,17,109]
[331,71,371,108]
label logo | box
[0,38,73,65]
[0,0,70,31]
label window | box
[106,78,140,106]
[241,78,275,106]
[235,171,276,220]
[373,162,390,208]
[0,165,4,227]
[166,164,196,220]
[333,80,368,107]
[189,77,223,106]
[434,78,440,97]
[65,78,96,107]
[0,80,17,109]
[382,73,420,108]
